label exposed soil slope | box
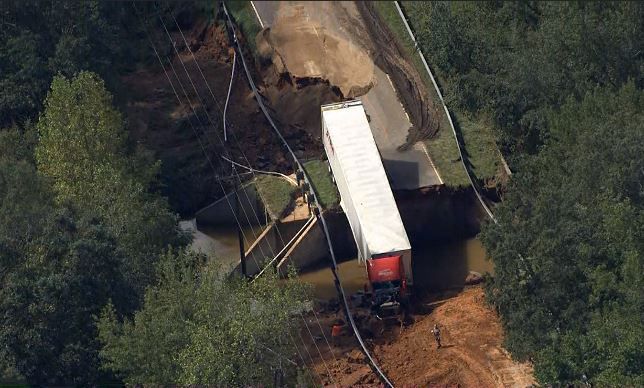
[122,20,306,215]
[256,2,375,98]
[305,286,535,387]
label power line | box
[221,3,392,387]
[165,9,340,383]
[165,10,276,240]
[155,10,277,265]
[132,4,317,381]
[223,51,236,141]
[142,6,333,379]
[221,155,298,186]
[132,2,266,272]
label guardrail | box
[393,1,498,224]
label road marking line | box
[250,1,265,28]
[420,142,444,185]
[385,73,411,122]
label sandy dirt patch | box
[257,2,375,98]
[301,286,535,387]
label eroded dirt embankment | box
[254,1,443,155]
[356,2,443,150]
[122,19,321,215]
[256,2,375,98]
[252,4,376,150]
[305,286,535,387]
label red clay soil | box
[304,286,535,387]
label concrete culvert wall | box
[195,183,266,227]
[396,187,482,244]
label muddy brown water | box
[299,237,493,300]
[198,224,492,298]
[198,224,267,268]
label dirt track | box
[306,286,535,387]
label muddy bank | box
[356,2,443,150]
[123,19,292,216]
[299,286,535,386]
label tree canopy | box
[36,72,185,294]
[98,250,311,386]
[0,0,154,127]
[0,71,186,384]
[481,84,644,386]
[405,1,644,155]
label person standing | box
[431,324,442,349]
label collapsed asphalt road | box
[251,1,443,190]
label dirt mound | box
[256,4,375,99]
[356,2,443,150]
[305,286,535,387]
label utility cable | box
[222,3,393,386]
[286,329,319,384]
[150,7,334,383]
[156,10,277,264]
[167,9,339,382]
[168,8,303,261]
[164,49,268,268]
[221,155,298,186]
[300,315,334,384]
[251,216,315,282]
[133,3,266,272]
[223,50,236,141]
[133,7,318,381]
[166,11,275,242]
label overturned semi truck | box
[321,100,412,318]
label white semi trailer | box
[321,100,413,305]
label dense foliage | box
[481,84,643,385]
[405,2,644,384]
[0,72,185,384]
[405,1,643,155]
[0,1,275,384]
[36,72,184,293]
[0,0,154,127]
[98,251,310,386]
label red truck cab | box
[366,255,408,319]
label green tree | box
[481,84,644,386]
[0,160,50,280]
[35,72,185,295]
[0,216,132,384]
[0,156,133,384]
[405,1,643,155]
[0,0,158,126]
[98,250,311,386]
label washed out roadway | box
[250,1,442,190]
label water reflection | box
[298,238,492,299]
[413,237,493,291]
[298,259,368,300]
[189,218,493,299]
[194,223,266,268]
